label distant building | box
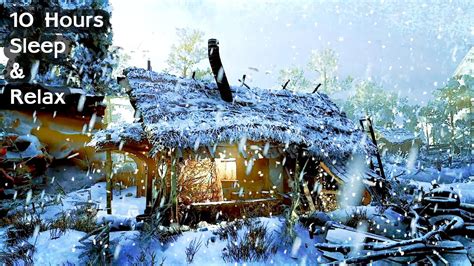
[453,47,473,77]
[375,127,423,155]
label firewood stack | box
[309,185,474,264]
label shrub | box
[70,204,99,233]
[48,204,99,236]
[49,227,65,240]
[221,220,277,263]
[0,242,35,265]
[215,220,243,241]
[126,249,163,266]
[185,236,202,264]
[138,216,182,244]
[48,211,72,236]
[6,213,47,246]
[78,225,113,265]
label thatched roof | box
[88,123,147,150]
[91,68,371,159]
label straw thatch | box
[91,68,372,160]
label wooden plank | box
[303,182,316,212]
[191,197,278,206]
[319,161,344,184]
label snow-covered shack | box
[375,127,422,155]
[90,68,384,221]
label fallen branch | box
[316,219,460,264]
[371,218,456,251]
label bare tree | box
[308,48,338,93]
[165,28,211,79]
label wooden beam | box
[319,161,344,185]
[303,182,316,212]
[105,134,113,214]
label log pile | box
[310,185,474,264]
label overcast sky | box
[110,0,473,105]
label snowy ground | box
[27,182,321,265]
[30,217,321,265]
[30,229,87,265]
[2,162,473,264]
[29,182,146,222]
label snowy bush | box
[126,248,162,266]
[138,217,182,245]
[215,220,244,241]
[6,212,48,246]
[0,242,35,265]
[185,236,203,264]
[77,225,113,265]
[221,219,277,263]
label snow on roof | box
[376,127,420,144]
[92,68,371,159]
[130,68,370,157]
[453,47,474,77]
[88,122,147,150]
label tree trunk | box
[449,111,455,167]
[183,67,188,78]
[424,123,430,146]
[323,70,327,92]
[449,111,455,145]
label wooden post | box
[170,155,178,222]
[105,134,113,214]
[366,118,386,179]
[147,59,152,71]
[145,162,152,213]
[359,118,386,179]
[303,182,316,212]
[144,156,157,215]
